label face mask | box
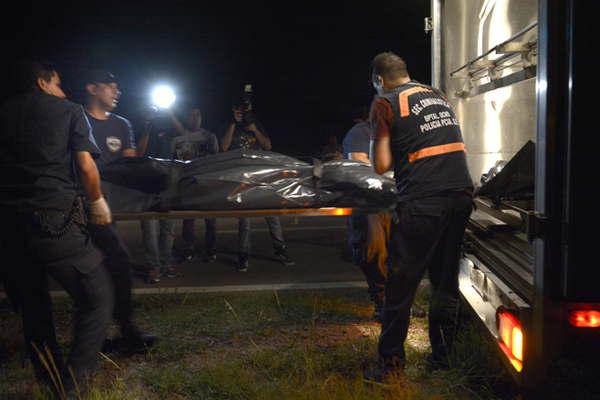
[372,74,384,94]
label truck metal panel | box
[438,0,537,184]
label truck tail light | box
[569,310,600,328]
[497,310,524,372]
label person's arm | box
[137,134,149,156]
[222,108,243,151]
[76,151,112,225]
[168,109,189,136]
[348,152,371,164]
[121,118,137,157]
[221,122,235,152]
[371,99,394,174]
[76,151,102,201]
[247,122,272,151]
[208,132,220,154]
[373,137,392,174]
[136,119,153,156]
[69,105,111,224]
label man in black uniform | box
[366,52,473,379]
[83,69,156,352]
[0,62,113,395]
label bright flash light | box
[151,85,176,109]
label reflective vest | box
[378,82,473,200]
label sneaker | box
[363,363,405,383]
[182,250,195,261]
[161,266,178,278]
[120,330,157,355]
[145,269,161,284]
[204,252,217,263]
[363,361,404,383]
[101,337,114,354]
[237,255,249,272]
[275,250,295,266]
[105,332,157,356]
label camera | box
[238,83,256,125]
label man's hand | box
[232,108,243,123]
[88,196,112,225]
[246,121,272,151]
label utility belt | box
[30,196,87,239]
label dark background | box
[2,0,430,157]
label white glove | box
[88,196,112,225]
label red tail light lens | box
[497,311,524,372]
[569,310,600,328]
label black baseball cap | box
[84,69,117,85]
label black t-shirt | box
[342,121,371,159]
[0,92,100,212]
[86,112,136,165]
[224,120,269,151]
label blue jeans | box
[140,219,176,272]
[182,218,217,255]
[238,216,285,256]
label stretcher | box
[113,206,391,221]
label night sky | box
[3,0,430,156]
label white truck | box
[428,0,598,395]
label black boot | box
[116,324,157,355]
[274,247,295,266]
[363,357,405,383]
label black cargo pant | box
[2,212,113,389]
[87,223,135,332]
[378,192,472,366]
[347,214,386,304]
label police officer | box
[0,61,113,395]
[83,69,156,352]
[366,52,473,380]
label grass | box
[0,287,517,400]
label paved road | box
[44,215,367,293]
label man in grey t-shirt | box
[170,108,219,262]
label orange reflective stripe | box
[408,142,466,163]
[399,87,431,117]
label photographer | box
[221,103,271,151]
[221,99,294,272]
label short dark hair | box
[84,69,117,86]
[29,61,57,88]
[371,52,409,82]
